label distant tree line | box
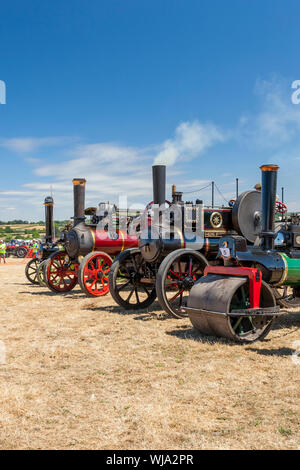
[0,220,69,242]
[0,220,31,225]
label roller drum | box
[187,275,276,342]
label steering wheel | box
[276,201,287,214]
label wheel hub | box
[130,271,140,283]
[183,276,195,290]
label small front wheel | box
[25,258,40,285]
[44,252,78,293]
[37,259,48,287]
[78,251,113,297]
[109,248,156,310]
[156,249,208,318]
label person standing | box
[0,240,6,264]
[32,240,39,259]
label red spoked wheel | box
[276,201,287,214]
[78,251,113,297]
[44,252,78,293]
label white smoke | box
[154,120,225,165]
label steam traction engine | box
[185,164,300,342]
[25,196,58,285]
[109,165,263,314]
[43,178,138,296]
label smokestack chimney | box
[260,164,279,250]
[73,178,86,226]
[152,165,166,206]
[44,196,54,243]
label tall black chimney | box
[260,164,279,250]
[44,196,54,243]
[152,165,166,206]
[73,178,86,226]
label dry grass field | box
[0,259,299,450]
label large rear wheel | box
[109,248,156,310]
[78,251,113,297]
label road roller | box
[43,178,139,296]
[109,165,272,314]
[185,164,300,342]
[25,196,58,286]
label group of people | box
[0,240,40,264]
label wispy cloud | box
[3,81,300,222]
[238,77,300,148]
[0,136,77,153]
[154,121,225,165]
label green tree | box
[32,230,40,238]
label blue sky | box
[1,0,300,220]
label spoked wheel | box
[17,247,28,258]
[156,249,208,318]
[44,252,78,294]
[25,258,40,285]
[78,252,113,297]
[37,259,48,287]
[273,286,300,308]
[227,280,276,342]
[188,277,276,343]
[109,248,156,310]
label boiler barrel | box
[139,224,219,263]
[65,224,138,259]
[93,229,138,256]
[276,253,300,287]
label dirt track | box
[0,259,299,449]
